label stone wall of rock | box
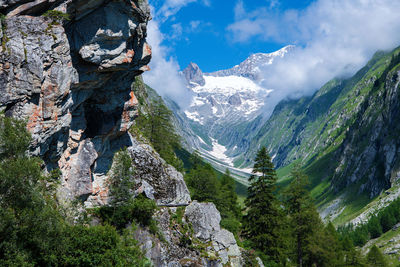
[0,2,262,266]
[0,0,152,204]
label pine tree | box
[284,166,324,267]
[242,147,286,263]
[185,161,219,203]
[219,169,241,219]
[342,236,366,267]
[368,216,382,239]
[366,245,387,267]
[108,148,135,206]
[136,100,183,170]
[218,169,242,233]
[380,211,396,232]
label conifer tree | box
[341,236,366,267]
[366,245,387,267]
[242,146,286,263]
[108,148,135,206]
[284,166,324,267]
[185,159,219,203]
[136,99,183,170]
[219,169,241,219]
[218,169,242,233]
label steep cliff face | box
[332,54,400,197]
[0,0,153,204]
[0,2,254,266]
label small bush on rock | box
[43,10,70,24]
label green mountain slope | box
[242,47,400,207]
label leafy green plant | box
[61,225,151,267]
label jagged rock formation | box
[0,0,152,204]
[182,62,205,86]
[0,2,257,266]
[134,201,247,267]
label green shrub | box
[0,116,31,159]
[61,225,151,267]
[0,116,151,266]
[95,194,158,231]
[42,10,70,24]
[131,194,158,226]
[221,217,241,233]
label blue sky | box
[144,0,400,112]
[149,0,314,72]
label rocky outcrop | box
[126,137,191,207]
[182,62,205,86]
[0,0,153,204]
[185,201,242,264]
[134,201,246,267]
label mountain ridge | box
[168,45,295,180]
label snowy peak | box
[208,45,294,80]
[173,46,293,172]
[182,62,205,86]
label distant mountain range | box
[168,45,400,222]
[166,46,294,179]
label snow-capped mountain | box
[208,45,294,80]
[184,75,271,126]
[168,46,293,176]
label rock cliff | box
[0,0,152,205]
[331,55,400,197]
[0,1,255,266]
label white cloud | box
[170,23,183,40]
[157,0,210,21]
[228,0,400,116]
[142,20,194,109]
[189,20,201,31]
[233,1,246,20]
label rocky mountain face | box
[169,46,292,172]
[0,0,152,205]
[182,61,205,86]
[243,48,400,202]
[208,45,294,80]
[0,1,257,266]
